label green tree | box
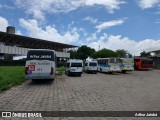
[116,49,128,58]
[140,51,150,57]
[68,50,78,59]
[94,49,117,58]
[77,45,95,60]
[128,53,133,58]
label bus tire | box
[122,70,126,73]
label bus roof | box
[97,58,110,60]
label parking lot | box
[0,70,160,120]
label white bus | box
[97,58,121,73]
[84,60,98,74]
[65,59,83,76]
[120,58,134,73]
[25,49,56,81]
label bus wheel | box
[122,70,126,73]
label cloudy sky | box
[0,0,160,55]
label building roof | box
[148,50,160,53]
[0,31,78,51]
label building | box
[149,50,160,57]
[0,26,78,60]
[148,50,160,69]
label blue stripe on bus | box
[98,64,110,67]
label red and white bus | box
[134,57,153,70]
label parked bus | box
[120,58,134,73]
[97,58,121,73]
[25,49,56,81]
[84,60,98,74]
[134,57,154,70]
[65,59,83,76]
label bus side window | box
[85,63,87,66]
[102,60,104,64]
[106,59,108,65]
[110,59,115,63]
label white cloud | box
[83,16,98,24]
[19,18,80,44]
[86,33,97,42]
[85,0,126,13]
[15,0,125,20]
[138,0,160,9]
[95,19,125,32]
[16,30,22,35]
[0,16,9,32]
[88,34,160,55]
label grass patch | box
[56,66,65,75]
[0,66,25,92]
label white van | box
[84,60,98,74]
[65,59,83,76]
[25,49,56,81]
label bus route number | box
[37,68,42,71]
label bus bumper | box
[25,75,54,80]
[108,70,121,72]
[121,68,134,71]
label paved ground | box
[0,70,160,120]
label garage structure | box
[0,26,78,60]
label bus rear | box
[25,49,56,80]
[120,58,134,73]
[108,58,121,72]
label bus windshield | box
[71,63,82,67]
[27,50,55,61]
[123,58,134,63]
[110,58,115,63]
[89,62,97,66]
[116,59,122,63]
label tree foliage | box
[69,45,95,60]
[116,49,127,58]
[140,51,150,57]
[69,45,133,60]
[93,49,117,58]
